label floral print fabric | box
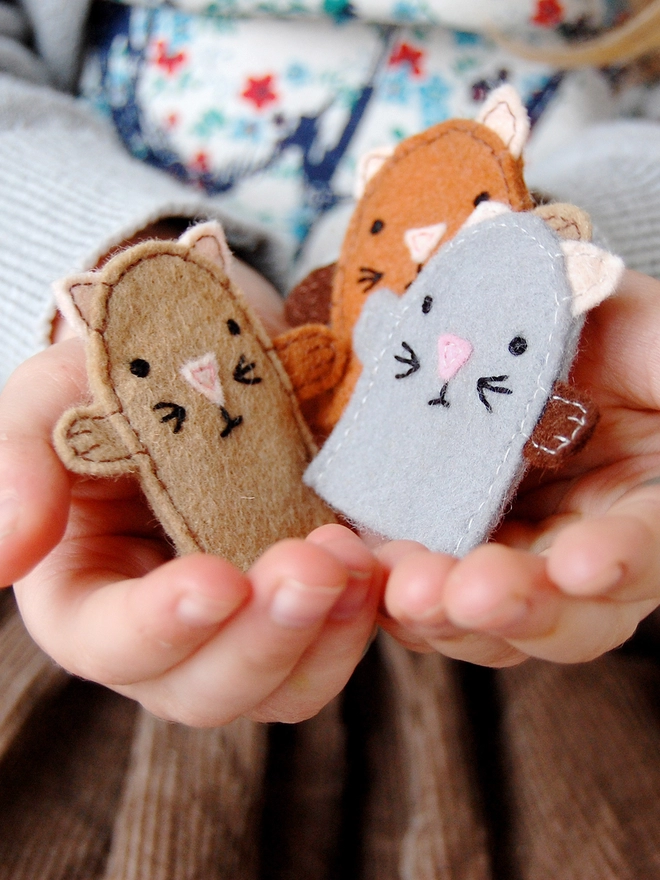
[81,0,625,275]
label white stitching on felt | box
[453,222,569,554]
[312,216,571,552]
[529,394,588,456]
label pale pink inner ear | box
[180,221,232,271]
[180,352,225,405]
[54,275,100,336]
[476,84,530,159]
[191,235,226,267]
[561,241,625,317]
[404,223,447,263]
[354,146,395,198]
[461,201,510,230]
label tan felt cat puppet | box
[53,222,335,571]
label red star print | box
[190,152,210,174]
[388,42,424,77]
[241,74,278,110]
[532,0,565,27]
[153,40,187,76]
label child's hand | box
[0,262,382,725]
[379,269,660,666]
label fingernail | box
[177,590,244,627]
[329,570,371,620]
[0,493,19,541]
[270,579,344,628]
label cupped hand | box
[380,269,660,666]
[0,336,382,727]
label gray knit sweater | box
[0,0,282,387]
[1,0,659,385]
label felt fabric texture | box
[533,202,593,242]
[523,380,598,469]
[272,323,348,403]
[53,222,335,570]
[305,211,620,555]
[284,263,335,327]
[275,86,534,440]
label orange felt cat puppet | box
[273,85,536,439]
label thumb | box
[0,339,86,584]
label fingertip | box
[443,545,538,631]
[165,554,251,627]
[376,539,431,571]
[250,538,349,591]
[384,550,456,623]
[547,517,645,596]
[306,523,376,579]
[125,554,251,656]
[306,522,356,544]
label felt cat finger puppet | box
[53,222,335,571]
[274,85,536,439]
[304,209,623,557]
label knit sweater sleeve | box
[0,74,281,386]
[526,121,660,281]
[0,3,283,387]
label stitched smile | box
[428,383,450,407]
[154,402,186,433]
[220,406,243,438]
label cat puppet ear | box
[54,273,105,337]
[476,84,530,159]
[180,220,233,270]
[562,240,624,316]
[354,145,396,199]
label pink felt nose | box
[180,352,225,405]
[437,334,473,381]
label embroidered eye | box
[233,354,262,385]
[422,295,433,314]
[370,219,385,234]
[474,191,490,207]
[130,358,150,378]
[509,336,528,356]
[227,319,241,335]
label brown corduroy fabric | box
[103,711,267,880]
[358,636,492,880]
[0,592,138,880]
[496,652,660,880]
[0,589,69,761]
[259,697,347,880]
[3,586,660,879]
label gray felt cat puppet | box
[304,206,623,556]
